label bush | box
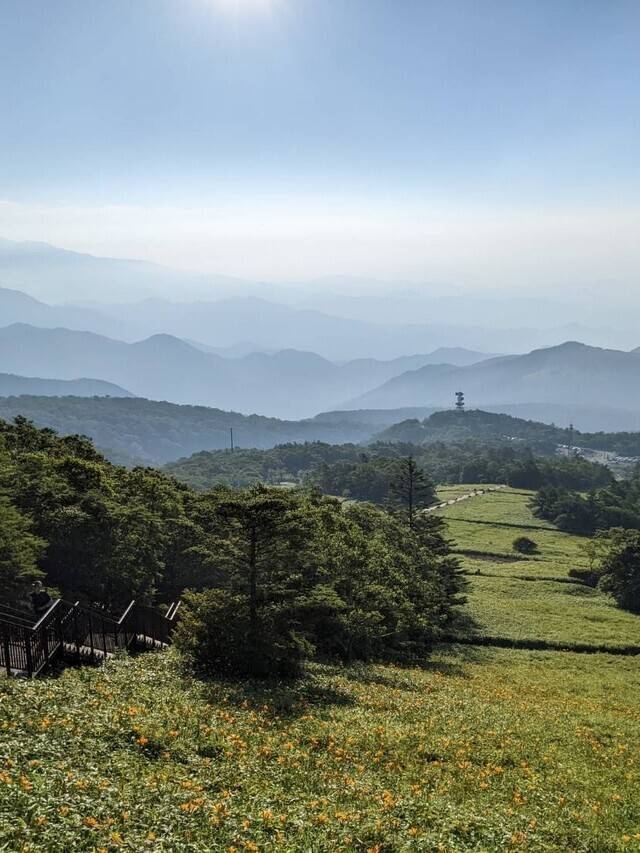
[173,589,309,678]
[595,529,640,614]
[512,536,538,555]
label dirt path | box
[425,484,507,513]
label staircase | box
[0,598,181,678]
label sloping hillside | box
[0,396,376,465]
[0,373,131,397]
[349,342,640,416]
[435,485,640,649]
[376,409,640,456]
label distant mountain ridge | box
[347,342,640,418]
[0,323,491,419]
[3,239,639,357]
[0,373,132,398]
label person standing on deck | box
[30,581,52,617]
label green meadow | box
[1,487,639,851]
[433,488,640,648]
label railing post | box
[101,617,108,658]
[2,625,11,678]
[24,631,34,678]
[88,611,95,661]
[73,606,81,662]
[56,610,64,654]
[42,623,49,662]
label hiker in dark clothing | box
[30,581,52,617]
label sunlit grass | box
[1,649,639,851]
[437,487,640,649]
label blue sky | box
[1,0,639,288]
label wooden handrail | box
[0,597,180,677]
[117,600,136,626]
[32,598,65,631]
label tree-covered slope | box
[0,397,379,465]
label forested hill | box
[0,396,376,466]
[165,439,613,496]
[376,409,640,457]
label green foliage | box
[512,536,538,554]
[174,588,310,678]
[1,417,464,675]
[592,528,640,613]
[175,487,464,676]
[532,468,640,535]
[168,438,613,501]
[0,417,217,607]
[0,493,44,592]
[0,396,372,465]
[389,456,437,527]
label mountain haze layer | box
[0,323,491,419]
[348,342,640,414]
[0,373,132,398]
[2,236,639,357]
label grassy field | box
[433,487,640,648]
[1,486,639,851]
[1,649,639,852]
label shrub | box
[173,589,309,677]
[595,528,640,614]
[512,536,538,555]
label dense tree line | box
[0,396,372,467]
[532,471,640,614]
[167,439,613,500]
[532,468,640,535]
[0,417,466,676]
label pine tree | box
[390,457,436,528]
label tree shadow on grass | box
[201,675,356,718]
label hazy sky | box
[1,0,639,291]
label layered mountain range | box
[0,322,491,419]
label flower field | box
[1,486,639,851]
[1,647,639,852]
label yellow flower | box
[83,816,99,828]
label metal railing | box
[0,597,181,678]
